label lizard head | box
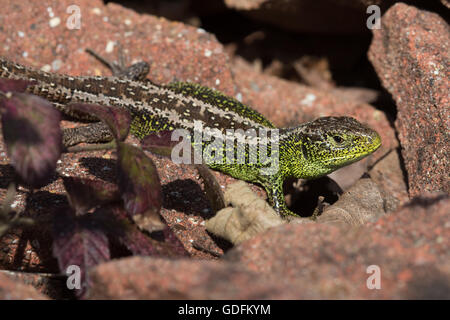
[281,116,381,179]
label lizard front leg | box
[262,175,300,218]
[62,121,114,147]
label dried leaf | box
[0,92,62,188]
[316,178,386,226]
[195,164,225,213]
[66,103,131,141]
[117,142,164,232]
[52,209,110,297]
[206,181,285,244]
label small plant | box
[0,79,188,297]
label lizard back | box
[0,57,275,138]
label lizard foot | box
[85,44,150,81]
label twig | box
[64,140,117,153]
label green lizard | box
[0,51,381,217]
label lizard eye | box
[332,135,343,143]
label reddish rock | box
[86,256,296,299]
[88,194,449,299]
[225,194,450,299]
[223,0,449,35]
[224,0,399,34]
[368,3,450,197]
[0,0,434,301]
[0,0,235,95]
[0,272,49,299]
[0,270,69,299]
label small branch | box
[64,140,117,153]
[0,182,33,237]
[191,240,222,258]
[1,182,16,213]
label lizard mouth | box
[367,131,382,153]
[327,131,381,168]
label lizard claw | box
[85,44,150,81]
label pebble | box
[49,17,61,28]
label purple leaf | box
[140,130,178,157]
[66,103,131,141]
[101,205,189,257]
[116,142,164,232]
[52,209,110,297]
[141,130,200,163]
[62,177,120,215]
[0,92,62,188]
[0,78,36,93]
[161,225,190,257]
[142,132,224,213]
